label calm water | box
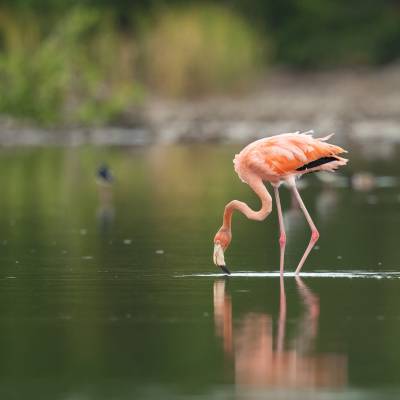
[0,145,400,399]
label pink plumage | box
[234,131,347,184]
[213,130,348,275]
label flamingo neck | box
[222,175,272,230]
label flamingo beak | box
[213,243,231,275]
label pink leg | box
[273,186,286,276]
[290,181,319,274]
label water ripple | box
[177,270,400,279]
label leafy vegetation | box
[0,1,399,124]
[140,5,266,96]
[0,6,143,125]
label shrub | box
[0,6,143,125]
[140,5,267,97]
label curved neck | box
[222,175,272,230]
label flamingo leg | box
[290,181,319,274]
[273,186,286,276]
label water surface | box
[0,145,399,399]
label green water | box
[0,145,400,399]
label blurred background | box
[1,2,400,400]
[0,0,399,146]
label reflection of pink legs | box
[295,276,320,344]
[276,274,286,353]
[273,186,286,276]
[213,276,347,388]
[295,276,319,318]
[290,182,319,274]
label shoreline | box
[0,68,399,153]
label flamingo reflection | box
[213,278,347,389]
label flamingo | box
[213,130,348,275]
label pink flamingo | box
[213,130,348,275]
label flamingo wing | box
[235,132,348,180]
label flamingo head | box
[213,228,232,275]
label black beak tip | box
[219,265,231,275]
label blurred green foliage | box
[3,0,398,66]
[0,6,143,125]
[234,0,400,66]
[140,5,265,96]
[0,0,399,124]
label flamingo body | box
[213,130,348,275]
[234,132,347,184]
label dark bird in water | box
[96,164,114,184]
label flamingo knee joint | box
[279,233,286,247]
[311,230,320,242]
